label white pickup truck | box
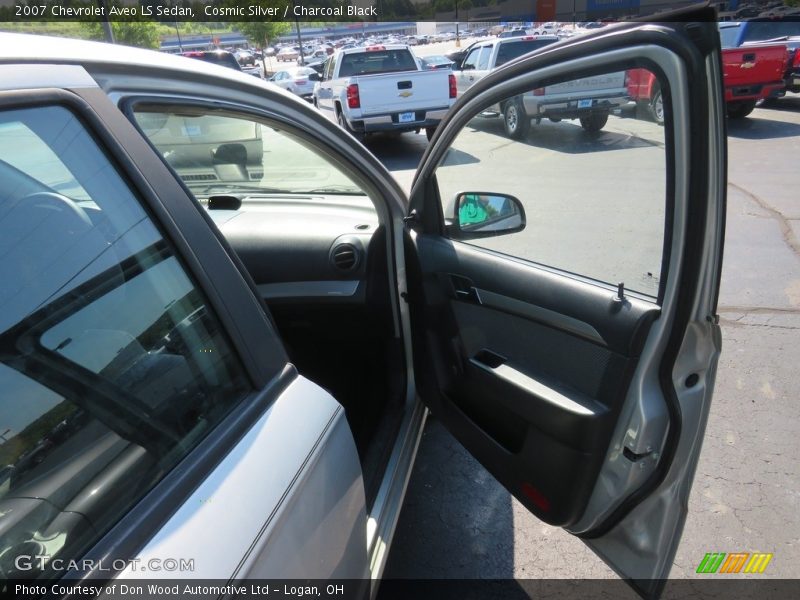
[454,36,628,138]
[313,45,457,142]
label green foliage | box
[235,20,290,47]
[82,20,160,48]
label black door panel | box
[408,233,657,526]
[416,235,660,354]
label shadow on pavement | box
[366,132,430,173]
[727,113,800,140]
[467,116,664,154]
[378,417,516,582]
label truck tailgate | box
[354,70,451,115]
[543,72,626,96]
[722,44,787,87]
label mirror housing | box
[448,192,526,239]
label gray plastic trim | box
[257,280,360,300]
[477,288,606,345]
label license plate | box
[577,99,593,109]
[794,76,800,87]
[398,111,415,123]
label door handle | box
[449,274,482,305]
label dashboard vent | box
[331,243,360,272]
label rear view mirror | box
[451,192,525,239]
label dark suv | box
[182,50,262,79]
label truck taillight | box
[533,87,545,96]
[793,49,800,69]
[449,74,457,99]
[347,83,360,109]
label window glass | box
[477,46,493,70]
[462,48,481,70]
[495,39,558,67]
[338,49,417,76]
[133,108,373,203]
[0,105,250,579]
[434,68,668,298]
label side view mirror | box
[449,192,525,239]
[461,63,475,71]
[308,72,321,82]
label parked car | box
[268,66,320,100]
[718,15,800,47]
[276,46,300,62]
[234,49,256,66]
[445,39,483,69]
[0,11,726,597]
[454,36,627,136]
[312,45,457,142]
[780,37,800,93]
[498,28,528,39]
[182,50,262,79]
[419,55,456,70]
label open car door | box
[404,8,725,597]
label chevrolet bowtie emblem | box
[398,91,413,97]
[741,62,755,69]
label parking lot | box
[371,87,800,581]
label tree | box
[236,21,291,50]
[82,21,160,49]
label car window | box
[718,24,741,48]
[477,46,493,70]
[462,48,481,70]
[496,39,558,66]
[433,68,668,298]
[338,49,417,76]
[0,105,250,579]
[132,107,373,202]
[740,20,800,43]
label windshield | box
[496,39,558,66]
[133,108,367,198]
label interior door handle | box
[450,274,482,305]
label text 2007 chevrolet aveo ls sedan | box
[0,9,726,598]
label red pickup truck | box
[627,41,787,121]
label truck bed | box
[722,43,787,101]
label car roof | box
[0,32,300,100]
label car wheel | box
[337,109,364,143]
[579,112,608,133]
[503,99,530,139]
[726,100,756,119]
[425,126,437,141]
[649,86,665,125]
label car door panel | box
[410,232,658,526]
[408,10,725,588]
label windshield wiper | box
[195,183,293,195]
[299,186,366,195]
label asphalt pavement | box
[372,91,800,582]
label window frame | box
[411,49,681,306]
[0,85,295,581]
